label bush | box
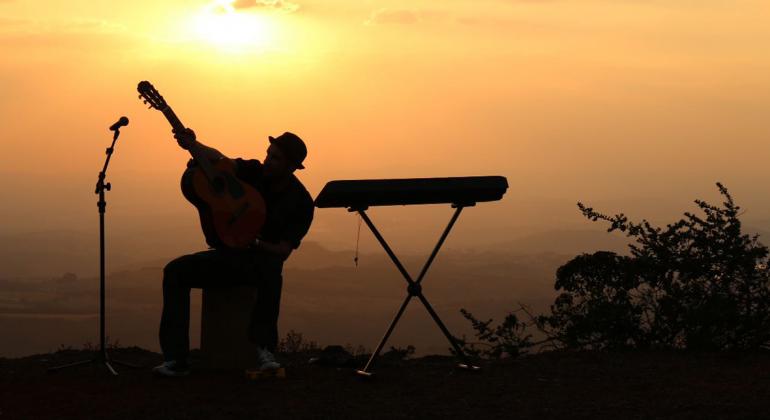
[538,252,644,350]
[277,330,319,354]
[382,345,416,360]
[455,308,532,359]
[538,183,770,351]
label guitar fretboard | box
[161,106,186,132]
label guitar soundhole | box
[212,176,226,194]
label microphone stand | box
[48,124,140,375]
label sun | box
[191,0,275,51]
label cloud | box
[0,17,29,28]
[365,8,424,25]
[0,17,130,51]
[0,17,126,36]
[231,0,300,13]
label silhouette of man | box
[153,128,314,377]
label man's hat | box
[269,131,307,169]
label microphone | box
[109,116,129,131]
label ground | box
[2,348,770,419]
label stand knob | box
[407,282,422,296]
[105,183,111,191]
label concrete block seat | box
[200,286,260,369]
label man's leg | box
[248,267,283,352]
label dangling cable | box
[354,213,362,267]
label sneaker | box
[256,347,281,370]
[152,360,191,377]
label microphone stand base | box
[47,350,142,375]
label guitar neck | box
[161,106,186,132]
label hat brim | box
[268,136,305,169]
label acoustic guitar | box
[137,80,266,249]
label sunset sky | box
[2,0,770,251]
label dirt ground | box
[2,347,770,419]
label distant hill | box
[0,228,202,278]
[0,236,569,357]
[0,226,635,279]
[490,228,630,256]
[4,220,768,279]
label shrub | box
[538,252,643,350]
[538,183,770,351]
[455,308,532,358]
[277,330,319,353]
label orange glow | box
[189,0,275,52]
[0,0,768,242]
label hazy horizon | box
[0,234,580,357]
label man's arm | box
[174,128,226,161]
[261,195,314,260]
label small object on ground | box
[308,345,354,367]
[245,367,286,380]
[457,362,482,371]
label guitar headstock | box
[137,81,168,110]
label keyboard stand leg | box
[356,294,412,377]
[353,205,480,377]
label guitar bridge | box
[228,202,251,226]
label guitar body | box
[181,158,267,249]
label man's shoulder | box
[234,157,263,168]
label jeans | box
[159,249,283,362]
